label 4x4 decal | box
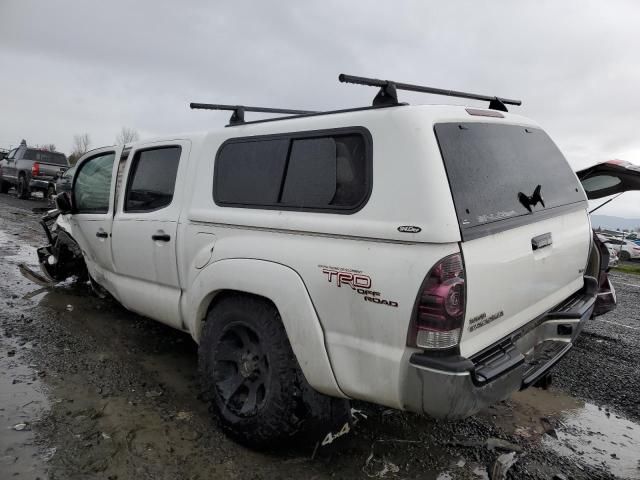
[318,265,398,307]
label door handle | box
[96,231,109,238]
[531,232,552,251]
[152,233,171,242]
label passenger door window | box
[74,152,116,214]
[125,146,181,212]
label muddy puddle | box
[548,402,640,479]
[0,323,50,478]
[493,388,640,479]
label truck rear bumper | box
[404,277,597,419]
[29,179,51,190]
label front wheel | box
[0,178,9,194]
[620,250,631,262]
[199,294,350,449]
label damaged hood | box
[576,159,640,200]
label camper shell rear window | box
[435,123,587,240]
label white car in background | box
[598,235,640,262]
[601,241,619,268]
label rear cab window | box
[214,128,372,213]
[434,123,587,240]
[24,149,67,166]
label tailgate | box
[434,122,591,357]
[459,208,590,356]
[37,163,67,179]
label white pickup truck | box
[35,76,637,448]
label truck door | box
[2,149,18,181]
[109,141,189,329]
[68,147,120,286]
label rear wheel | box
[620,250,631,262]
[199,294,350,449]
[46,184,56,204]
[17,175,29,199]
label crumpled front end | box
[36,210,87,283]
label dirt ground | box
[1,192,639,480]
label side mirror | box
[55,192,72,213]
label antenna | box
[338,74,521,112]
[190,103,318,125]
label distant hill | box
[591,215,640,231]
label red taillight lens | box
[408,253,466,350]
[32,162,40,177]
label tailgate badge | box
[518,185,545,213]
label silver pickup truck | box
[0,140,68,199]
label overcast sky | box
[1,0,639,218]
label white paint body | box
[65,105,591,412]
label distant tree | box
[115,127,140,145]
[69,133,91,165]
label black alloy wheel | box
[199,294,351,448]
[213,322,269,417]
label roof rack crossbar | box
[338,74,521,112]
[189,103,318,125]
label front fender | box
[183,258,346,399]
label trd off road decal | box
[318,265,398,307]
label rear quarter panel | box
[181,222,459,407]
[178,109,465,408]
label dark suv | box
[0,140,68,199]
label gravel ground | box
[0,192,638,479]
[554,270,640,422]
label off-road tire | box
[619,250,631,262]
[199,294,350,449]
[17,175,30,199]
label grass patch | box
[613,263,640,275]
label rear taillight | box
[32,162,40,177]
[408,253,466,350]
